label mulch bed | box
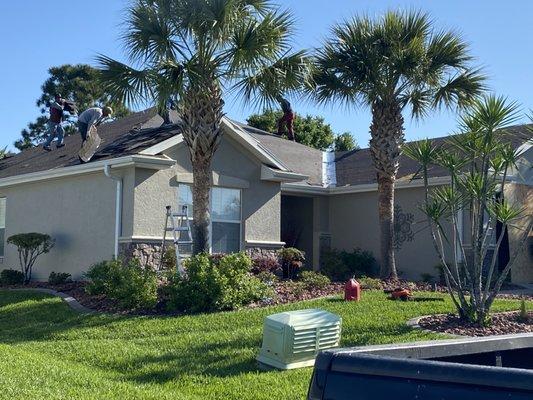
[1,280,345,315]
[250,282,344,308]
[2,279,530,316]
[418,312,533,337]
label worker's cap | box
[103,106,113,115]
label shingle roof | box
[334,124,532,187]
[234,122,323,186]
[1,107,530,189]
[0,108,165,179]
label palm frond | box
[96,54,156,107]
[433,68,487,109]
[232,50,310,109]
[123,1,182,63]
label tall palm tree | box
[310,10,486,279]
[98,0,308,255]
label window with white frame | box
[178,185,241,254]
[0,198,6,257]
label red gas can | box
[344,278,361,301]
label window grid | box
[177,185,242,254]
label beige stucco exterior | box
[0,132,285,280]
[505,183,533,283]
[0,171,122,279]
[0,127,530,284]
[327,186,455,281]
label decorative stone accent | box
[245,246,280,259]
[119,241,164,270]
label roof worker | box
[77,106,113,142]
[43,94,67,151]
[276,95,295,142]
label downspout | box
[104,164,123,258]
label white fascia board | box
[138,118,290,172]
[281,176,452,195]
[0,155,175,189]
[139,134,184,155]
[222,118,289,171]
[261,165,308,183]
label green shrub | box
[299,270,331,290]
[161,247,177,271]
[166,252,272,313]
[358,276,382,290]
[278,247,305,279]
[320,248,377,281]
[48,272,72,285]
[85,259,158,310]
[420,273,434,283]
[0,269,24,285]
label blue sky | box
[1,0,531,151]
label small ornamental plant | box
[7,233,55,284]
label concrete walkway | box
[6,288,95,314]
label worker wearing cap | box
[43,94,67,151]
[77,106,113,142]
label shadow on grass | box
[0,290,113,344]
[109,336,266,384]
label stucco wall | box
[0,171,123,280]
[328,186,453,281]
[131,134,282,248]
[505,183,533,284]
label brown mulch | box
[418,312,533,337]
[250,282,344,308]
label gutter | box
[104,164,123,258]
[282,176,453,195]
[0,155,176,189]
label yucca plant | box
[97,0,309,255]
[404,95,533,325]
[309,10,486,279]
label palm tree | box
[98,0,308,255]
[310,10,486,279]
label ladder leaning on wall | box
[160,205,192,275]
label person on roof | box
[77,106,113,142]
[42,94,67,151]
[276,95,295,141]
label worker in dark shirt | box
[43,94,66,151]
[276,95,295,141]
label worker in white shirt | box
[77,106,113,142]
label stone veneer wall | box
[119,242,285,270]
[119,241,164,270]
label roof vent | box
[257,309,341,370]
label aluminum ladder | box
[160,205,192,274]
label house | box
[0,108,531,283]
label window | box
[0,198,5,257]
[178,185,242,254]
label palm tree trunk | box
[369,101,404,280]
[181,81,224,255]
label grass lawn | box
[0,290,528,400]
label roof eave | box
[0,155,175,189]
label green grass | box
[0,290,528,400]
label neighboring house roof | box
[334,124,532,187]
